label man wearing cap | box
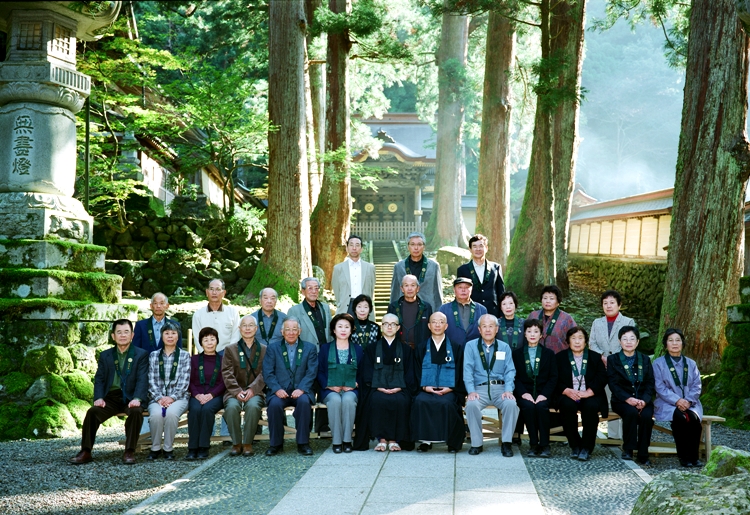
[132,292,183,353]
[438,277,487,346]
[70,319,149,465]
[463,314,519,457]
[456,234,505,317]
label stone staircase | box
[371,241,399,319]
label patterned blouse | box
[351,319,381,349]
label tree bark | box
[504,0,556,299]
[658,0,750,371]
[310,0,351,287]
[426,4,470,249]
[306,0,325,210]
[550,0,586,295]
[476,12,515,268]
[246,0,312,300]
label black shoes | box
[417,443,432,452]
[185,449,198,460]
[693,459,703,467]
[637,453,651,466]
[570,447,581,459]
[266,445,282,456]
[527,445,540,458]
[539,445,551,458]
[332,444,343,454]
[679,459,692,467]
[163,451,174,460]
[343,442,353,453]
[468,446,483,456]
[298,444,314,456]
[621,450,633,461]
[196,448,209,459]
[578,449,590,461]
[501,442,513,457]
[147,450,162,460]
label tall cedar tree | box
[658,1,750,371]
[476,11,515,267]
[306,0,326,211]
[310,0,352,286]
[550,0,586,294]
[247,0,312,299]
[427,5,470,249]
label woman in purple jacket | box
[653,328,703,468]
[186,327,226,460]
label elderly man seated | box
[463,314,519,457]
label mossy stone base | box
[727,304,750,324]
[0,402,31,440]
[1,299,137,321]
[62,370,93,400]
[28,399,77,438]
[68,343,97,375]
[0,269,122,303]
[22,345,73,377]
[0,239,105,272]
[0,320,81,348]
[0,371,33,396]
[704,446,750,478]
[741,276,750,304]
[67,398,90,427]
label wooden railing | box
[352,222,427,241]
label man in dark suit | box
[262,317,318,456]
[132,292,182,353]
[456,234,504,317]
[438,277,487,346]
[70,319,149,465]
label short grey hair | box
[283,316,301,329]
[240,314,257,326]
[401,274,419,287]
[151,292,169,303]
[300,277,320,289]
[478,314,499,327]
[407,232,426,245]
[259,287,278,298]
[207,279,225,290]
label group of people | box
[69,232,704,470]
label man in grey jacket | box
[331,234,376,320]
[287,277,332,348]
[389,232,443,312]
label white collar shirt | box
[347,257,362,298]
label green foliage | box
[23,346,74,378]
[62,371,95,401]
[28,399,77,439]
[0,403,31,441]
[46,374,74,404]
[1,372,34,396]
[67,398,91,428]
[228,204,266,240]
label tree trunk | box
[476,12,514,268]
[306,0,325,210]
[504,0,556,299]
[426,4,469,250]
[310,0,351,287]
[246,0,312,300]
[550,0,586,295]
[658,0,750,372]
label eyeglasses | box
[382,322,399,328]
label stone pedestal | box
[0,2,133,441]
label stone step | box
[0,269,122,303]
[0,239,106,272]
[726,303,750,324]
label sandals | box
[388,442,401,452]
[374,442,387,452]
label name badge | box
[376,357,381,363]
[496,351,505,360]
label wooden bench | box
[481,408,725,459]
[118,403,330,449]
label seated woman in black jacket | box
[555,326,608,462]
[512,319,558,458]
[606,325,655,465]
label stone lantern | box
[0,2,137,439]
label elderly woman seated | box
[607,325,655,465]
[555,326,608,461]
[653,328,703,467]
[147,320,191,460]
[222,316,266,457]
[318,314,364,454]
[186,327,226,460]
[512,319,558,458]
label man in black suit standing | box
[69,319,149,465]
[456,234,504,317]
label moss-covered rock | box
[741,277,750,305]
[94,344,111,361]
[28,399,77,438]
[0,402,31,440]
[1,371,34,396]
[66,398,91,427]
[62,370,93,401]
[726,323,750,350]
[22,345,74,377]
[0,344,19,376]
[632,470,750,514]
[730,372,750,399]
[79,321,112,347]
[0,320,81,348]
[46,373,74,404]
[68,343,97,376]
[704,446,750,477]
[0,269,122,303]
[727,304,750,324]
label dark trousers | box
[81,389,143,451]
[518,398,550,446]
[671,408,702,463]
[612,399,653,456]
[559,396,600,452]
[267,394,312,447]
[187,395,224,450]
